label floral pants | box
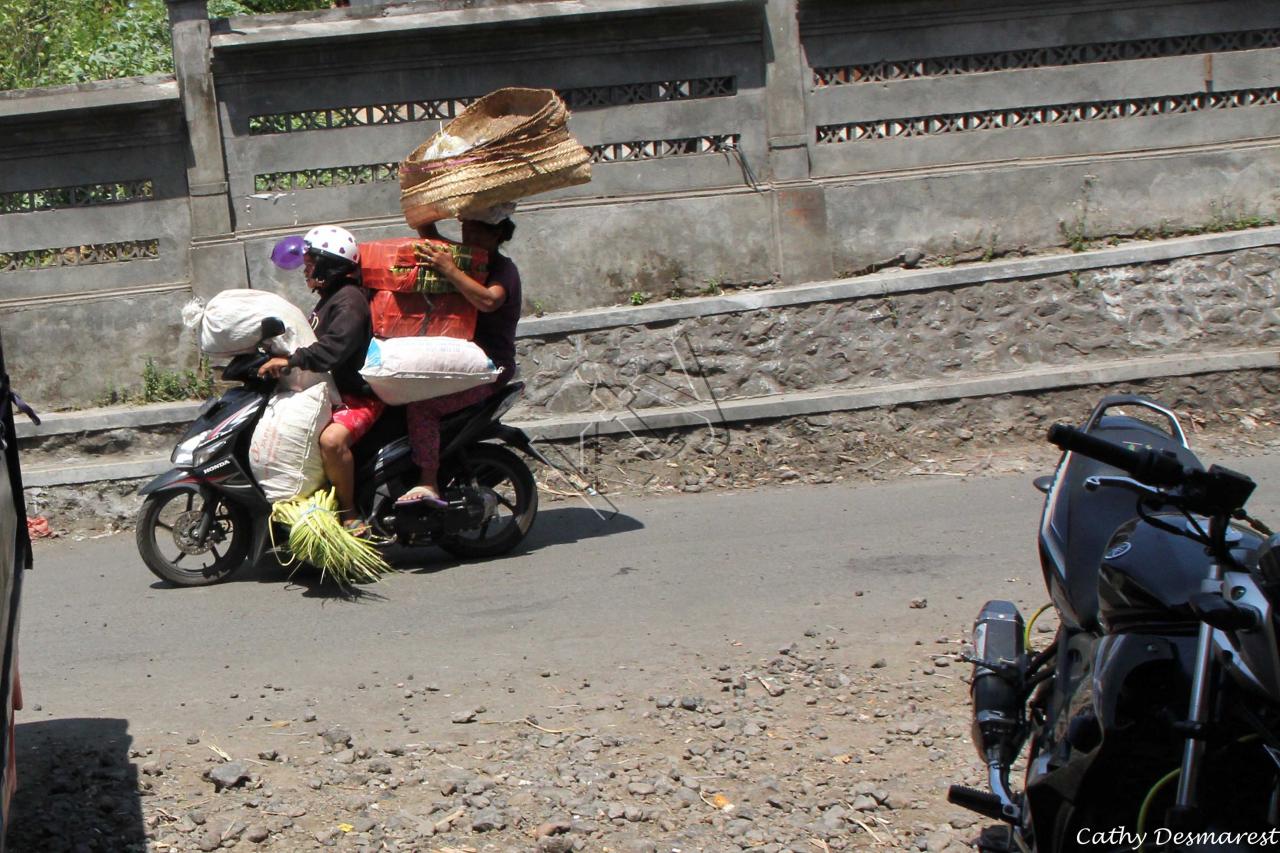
[406,383,497,483]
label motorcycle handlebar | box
[1047,424,1186,487]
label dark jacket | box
[286,279,372,397]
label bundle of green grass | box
[270,488,391,586]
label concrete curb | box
[22,347,1278,489]
[24,458,172,489]
[17,401,206,441]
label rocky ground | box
[10,403,1280,853]
[9,613,1026,853]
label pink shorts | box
[329,393,386,443]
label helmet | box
[303,225,359,263]
[303,225,359,286]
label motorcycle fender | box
[248,513,275,568]
[138,468,202,497]
[1091,634,1184,731]
[484,424,555,468]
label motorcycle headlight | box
[192,436,232,468]
[171,431,208,467]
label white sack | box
[191,290,329,394]
[360,337,501,405]
[249,383,332,502]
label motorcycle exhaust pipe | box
[969,599,1026,822]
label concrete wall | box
[1,0,1279,409]
[14,230,1280,530]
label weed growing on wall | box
[1059,175,1100,252]
[981,231,1000,262]
[140,358,216,404]
[629,291,651,306]
[1204,199,1276,234]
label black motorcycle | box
[950,394,1280,851]
[135,319,547,586]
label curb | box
[21,347,1278,488]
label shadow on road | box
[518,505,644,549]
[387,504,644,575]
[149,505,643,594]
[6,717,144,853]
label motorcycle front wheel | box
[439,444,538,559]
[136,487,251,586]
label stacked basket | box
[399,88,592,228]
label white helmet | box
[303,225,359,264]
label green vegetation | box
[629,291,651,306]
[981,231,999,263]
[1203,200,1276,234]
[140,357,217,404]
[0,0,329,91]
[96,357,217,407]
[1059,175,1099,253]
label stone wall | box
[513,245,1280,420]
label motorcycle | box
[949,394,1280,851]
[135,318,548,586]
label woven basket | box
[400,88,592,228]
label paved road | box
[19,451,1280,740]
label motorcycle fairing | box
[439,383,524,459]
[1026,633,1194,846]
[1097,517,1260,635]
[189,388,264,444]
[1039,413,1202,631]
[1216,570,1280,701]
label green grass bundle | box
[270,488,391,586]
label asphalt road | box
[19,451,1280,740]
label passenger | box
[260,225,381,531]
[397,205,520,508]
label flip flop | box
[395,486,449,509]
[342,519,372,539]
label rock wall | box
[516,248,1280,418]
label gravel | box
[5,620,1002,852]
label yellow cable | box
[1024,603,1053,649]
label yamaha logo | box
[1104,542,1132,560]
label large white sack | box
[189,291,329,394]
[360,337,501,405]
[197,290,313,355]
[249,383,332,502]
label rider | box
[260,225,381,531]
[397,205,521,508]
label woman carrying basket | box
[396,204,521,508]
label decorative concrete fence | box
[1,0,1278,409]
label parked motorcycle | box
[949,394,1280,851]
[135,318,547,586]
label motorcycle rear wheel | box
[136,487,251,586]
[439,444,537,559]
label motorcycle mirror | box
[260,317,286,339]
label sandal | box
[342,519,372,539]
[395,486,449,509]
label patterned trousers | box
[406,383,497,482]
